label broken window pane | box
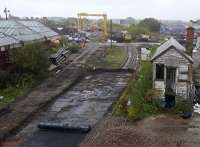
[156,64,164,80]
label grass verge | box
[103,46,127,68]
[0,87,28,108]
[113,61,162,120]
[0,79,41,109]
[113,47,162,120]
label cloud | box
[0,0,199,20]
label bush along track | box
[113,61,162,120]
[113,47,162,120]
[0,42,51,109]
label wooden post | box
[110,20,113,48]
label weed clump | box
[113,61,162,120]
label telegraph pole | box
[4,8,10,20]
[110,20,113,48]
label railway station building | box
[151,37,194,107]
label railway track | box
[72,43,99,64]
[121,46,138,70]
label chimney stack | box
[186,24,195,56]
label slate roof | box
[0,20,58,47]
[151,37,193,63]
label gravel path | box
[79,114,187,147]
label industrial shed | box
[0,20,59,68]
[151,37,193,107]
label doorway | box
[165,67,176,108]
[0,50,9,68]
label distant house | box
[0,20,59,68]
[112,19,121,25]
[151,38,193,107]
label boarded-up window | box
[179,74,188,81]
[156,64,164,80]
[178,65,188,81]
[179,65,188,74]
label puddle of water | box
[85,76,92,80]
[20,130,86,147]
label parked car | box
[107,39,117,43]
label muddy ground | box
[8,72,131,147]
[136,113,200,147]
[80,112,200,147]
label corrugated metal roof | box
[0,20,59,47]
[19,21,58,38]
[152,37,193,63]
[0,32,19,46]
[0,20,42,42]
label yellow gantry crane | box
[77,13,107,36]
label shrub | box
[11,42,50,75]
[0,70,14,88]
[1,42,50,89]
[68,42,81,49]
[113,61,162,120]
[0,42,52,108]
[175,96,193,114]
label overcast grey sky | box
[0,0,199,20]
